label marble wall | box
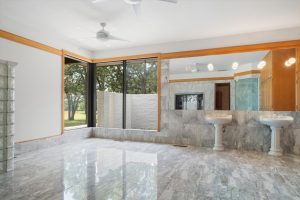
[15,128,93,156]
[94,59,300,155]
[0,60,16,173]
[169,78,235,111]
[160,59,300,155]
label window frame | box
[61,53,161,134]
[62,53,90,132]
[95,57,160,130]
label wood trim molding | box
[169,76,234,83]
[92,53,161,63]
[157,54,162,132]
[161,40,300,60]
[234,70,261,77]
[61,51,65,134]
[64,50,93,63]
[0,29,62,55]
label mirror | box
[169,48,300,111]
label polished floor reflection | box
[1,139,300,200]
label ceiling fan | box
[95,22,127,42]
[92,0,178,15]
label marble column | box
[0,60,16,173]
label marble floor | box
[1,139,300,200]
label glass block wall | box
[0,60,16,173]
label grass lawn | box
[64,111,87,127]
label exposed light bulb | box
[289,57,296,65]
[232,62,239,70]
[285,57,296,67]
[207,63,214,71]
[285,60,292,67]
[257,61,266,69]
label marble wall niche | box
[169,80,235,111]
[0,60,16,173]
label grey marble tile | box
[2,139,300,199]
[14,128,93,156]
[4,139,300,200]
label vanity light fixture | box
[285,57,296,67]
[207,63,214,71]
[257,61,266,69]
[232,62,239,70]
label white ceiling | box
[169,51,269,74]
[1,0,300,52]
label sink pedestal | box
[259,115,293,156]
[213,124,224,151]
[269,127,282,156]
[205,114,232,151]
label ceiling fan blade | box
[132,4,141,15]
[92,0,109,3]
[107,34,128,42]
[159,0,178,3]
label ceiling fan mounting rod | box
[123,0,142,5]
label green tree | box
[64,63,87,120]
[96,64,123,92]
[95,60,157,94]
[127,60,157,94]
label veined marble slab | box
[1,139,300,200]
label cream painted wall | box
[0,38,61,142]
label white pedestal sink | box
[205,114,232,151]
[260,115,294,156]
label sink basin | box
[259,115,294,156]
[260,115,293,128]
[205,114,232,125]
[205,114,232,151]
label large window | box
[64,57,88,129]
[96,61,123,128]
[126,59,157,130]
[96,58,158,130]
